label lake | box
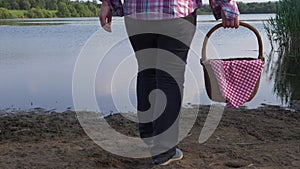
[0,14,289,114]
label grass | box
[9,10,57,18]
[9,10,27,18]
[264,0,300,104]
[265,0,300,47]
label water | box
[0,14,287,113]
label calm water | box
[0,14,287,113]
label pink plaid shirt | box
[106,0,239,20]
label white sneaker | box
[159,148,183,166]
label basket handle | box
[201,21,264,62]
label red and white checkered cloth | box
[210,59,264,108]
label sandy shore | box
[0,105,299,169]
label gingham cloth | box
[210,59,264,108]
[106,0,239,20]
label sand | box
[0,105,299,169]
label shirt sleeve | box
[102,0,124,16]
[209,0,240,20]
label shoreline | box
[1,101,299,116]
[1,105,299,168]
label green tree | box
[264,2,276,13]
[46,0,58,10]
[68,4,79,17]
[36,0,45,9]
[237,2,249,14]
[0,0,11,9]
[10,0,20,10]
[0,7,14,18]
[28,0,37,8]
[56,2,71,17]
[74,2,93,17]
[87,2,99,16]
[19,0,31,10]
[25,8,55,18]
[25,8,44,18]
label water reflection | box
[266,42,300,107]
[0,20,66,26]
[0,18,98,26]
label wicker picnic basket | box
[201,22,265,103]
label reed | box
[264,0,300,104]
[264,0,300,50]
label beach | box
[0,105,299,169]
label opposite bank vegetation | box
[0,0,277,19]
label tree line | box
[0,0,278,19]
[0,0,100,18]
[198,1,278,14]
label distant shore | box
[0,1,278,19]
[8,11,274,18]
[0,105,299,168]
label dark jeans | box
[125,12,197,163]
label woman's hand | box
[221,9,239,28]
[99,0,112,32]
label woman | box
[99,0,239,165]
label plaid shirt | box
[106,0,239,20]
[210,0,239,20]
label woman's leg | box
[127,32,158,141]
[125,11,197,163]
[151,12,197,163]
